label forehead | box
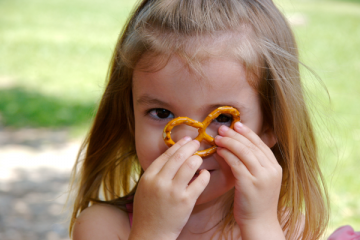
[133,50,260,98]
[135,27,260,71]
[132,55,259,116]
[133,29,262,92]
[134,54,246,88]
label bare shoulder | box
[72,203,131,240]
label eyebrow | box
[136,94,171,108]
[200,103,249,115]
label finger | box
[172,155,203,188]
[233,122,278,165]
[186,169,210,198]
[157,140,200,179]
[216,146,258,178]
[216,126,271,168]
[146,136,193,175]
[215,135,263,175]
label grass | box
[0,87,95,127]
[1,0,359,237]
[275,0,360,234]
[0,0,138,122]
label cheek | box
[213,154,236,186]
[217,156,235,179]
[242,111,263,135]
[247,122,262,136]
[135,122,168,171]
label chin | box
[194,182,235,207]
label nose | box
[170,124,213,152]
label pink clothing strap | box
[126,202,133,227]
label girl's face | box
[132,55,267,205]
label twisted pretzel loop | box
[163,106,240,157]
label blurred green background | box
[0,0,359,237]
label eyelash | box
[146,108,233,125]
[147,108,175,122]
[212,114,233,126]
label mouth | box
[189,169,215,184]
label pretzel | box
[163,106,240,157]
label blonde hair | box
[69,0,329,239]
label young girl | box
[69,0,329,239]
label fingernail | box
[220,125,229,133]
[183,136,192,142]
[215,135,223,140]
[193,140,200,145]
[235,121,243,129]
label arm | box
[129,137,210,240]
[73,138,209,240]
[215,122,285,240]
[72,204,131,240]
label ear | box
[259,123,277,148]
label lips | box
[189,169,214,184]
[195,169,214,175]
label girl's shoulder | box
[72,203,131,240]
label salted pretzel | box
[163,106,240,157]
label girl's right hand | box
[128,137,211,240]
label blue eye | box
[149,108,174,120]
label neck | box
[178,191,235,239]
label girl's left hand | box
[214,122,283,235]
